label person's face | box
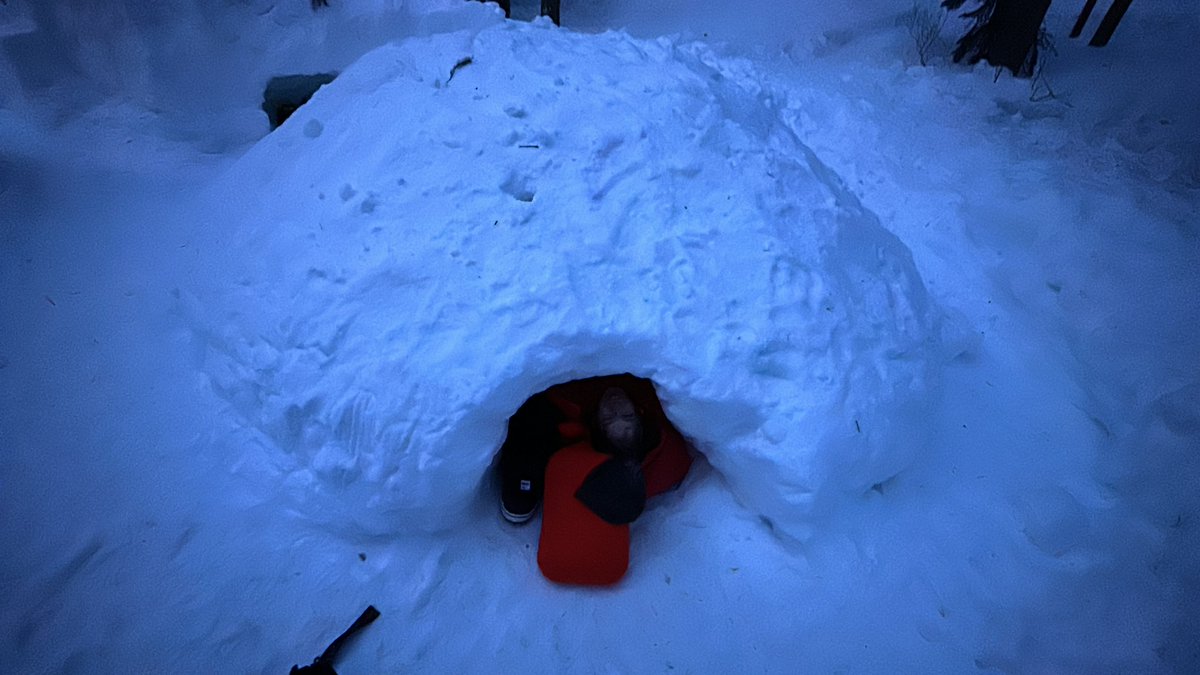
[598,388,640,451]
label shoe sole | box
[501,500,536,524]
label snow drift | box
[185,20,945,541]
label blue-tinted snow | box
[1,1,1196,672]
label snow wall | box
[184,19,948,542]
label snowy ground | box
[2,1,1197,673]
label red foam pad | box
[537,444,630,586]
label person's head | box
[596,387,643,455]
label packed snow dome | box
[187,21,945,541]
[3,0,1198,673]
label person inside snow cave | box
[497,374,693,585]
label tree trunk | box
[541,0,561,25]
[944,0,1053,77]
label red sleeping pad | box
[537,443,631,586]
[536,374,693,586]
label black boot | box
[498,393,565,523]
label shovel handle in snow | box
[1088,0,1133,47]
[1070,0,1134,46]
[290,605,381,675]
[1070,0,1099,38]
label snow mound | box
[186,21,944,540]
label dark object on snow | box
[541,0,561,25]
[498,392,566,523]
[1070,0,1133,45]
[943,0,1052,77]
[483,0,561,25]
[311,0,329,10]
[262,73,338,130]
[575,457,647,525]
[1069,0,1099,37]
[290,605,381,675]
[1087,0,1132,46]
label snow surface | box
[2,0,1197,673]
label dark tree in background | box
[943,0,1053,77]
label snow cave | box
[184,21,945,544]
[8,0,1197,671]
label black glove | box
[575,457,647,525]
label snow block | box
[188,20,945,541]
[538,444,631,586]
